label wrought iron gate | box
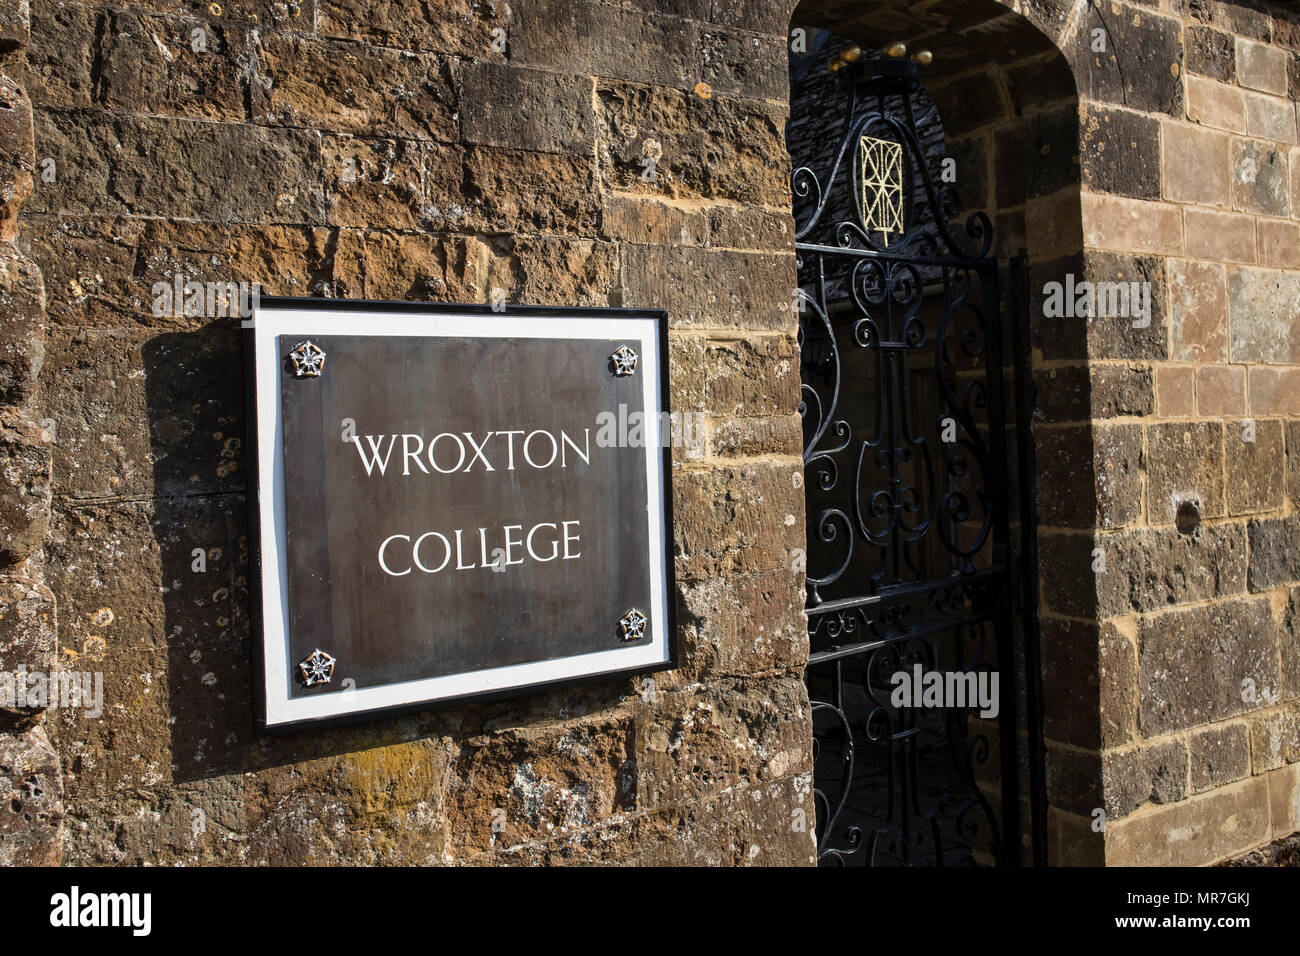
[793,48,1040,866]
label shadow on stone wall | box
[141,318,635,859]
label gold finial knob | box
[841,45,862,63]
[912,49,933,66]
[828,58,843,72]
[884,41,907,58]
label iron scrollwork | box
[795,42,1017,866]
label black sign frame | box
[244,297,677,732]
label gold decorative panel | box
[858,135,904,245]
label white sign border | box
[250,303,673,729]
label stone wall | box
[0,0,62,865]
[1065,0,1300,867]
[6,0,1299,867]
[16,0,813,864]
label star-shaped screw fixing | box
[618,608,648,642]
[610,345,638,377]
[298,648,336,686]
[289,340,326,377]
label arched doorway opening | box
[788,0,1083,866]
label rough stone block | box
[596,81,790,207]
[676,568,806,678]
[1073,3,1183,117]
[63,776,250,866]
[1138,596,1276,736]
[0,0,26,47]
[1229,267,1300,364]
[1097,523,1247,616]
[1037,531,1097,619]
[462,147,600,236]
[1039,617,1136,749]
[0,725,63,865]
[1258,218,1300,269]
[318,136,423,230]
[1248,367,1300,416]
[1102,738,1189,819]
[601,195,710,247]
[43,494,252,802]
[0,408,50,568]
[1282,586,1300,703]
[699,335,800,417]
[1226,418,1284,515]
[1184,24,1235,82]
[21,215,215,328]
[1168,258,1228,362]
[698,29,787,101]
[1080,252,1167,361]
[1034,423,1141,529]
[333,230,485,303]
[1244,91,1298,144]
[1195,364,1245,416]
[672,461,803,581]
[1288,421,1300,507]
[1184,208,1255,263]
[1155,364,1194,418]
[41,324,247,502]
[631,677,810,809]
[483,236,617,309]
[1045,745,1101,816]
[1267,762,1300,839]
[1292,146,1300,220]
[317,0,507,59]
[621,245,795,332]
[1104,776,1269,865]
[1028,254,1087,361]
[459,63,594,156]
[1187,76,1247,134]
[0,243,44,406]
[1162,122,1230,206]
[0,74,33,240]
[512,0,696,90]
[1249,701,1300,772]
[1033,363,1152,422]
[0,570,55,701]
[99,13,248,121]
[1190,721,1251,792]
[485,773,816,866]
[443,707,638,855]
[1079,105,1160,200]
[1248,515,1300,591]
[1237,37,1289,95]
[26,0,95,108]
[1081,193,1181,257]
[29,111,327,224]
[707,415,802,459]
[1027,187,1085,259]
[1231,140,1290,217]
[1026,106,1084,200]
[253,34,455,141]
[1145,420,1225,521]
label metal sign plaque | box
[245,298,675,730]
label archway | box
[787,0,1085,866]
